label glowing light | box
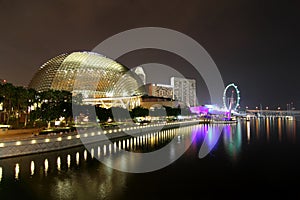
[247,121,251,143]
[114,142,117,153]
[57,157,61,171]
[91,148,94,158]
[103,145,107,156]
[223,83,240,111]
[67,136,72,140]
[76,134,80,138]
[278,118,282,142]
[76,152,80,165]
[0,143,4,147]
[0,167,2,182]
[266,117,270,141]
[57,137,62,141]
[44,159,49,175]
[84,150,87,161]
[177,135,181,143]
[30,161,35,175]
[45,138,50,143]
[98,146,101,158]
[16,141,21,146]
[67,155,71,168]
[15,163,20,180]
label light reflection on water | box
[223,121,242,161]
[0,118,299,199]
[30,161,35,176]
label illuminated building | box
[171,77,196,107]
[29,51,144,109]
[146,83,173,99]
[140,96,179,109]
[134,66,146,85]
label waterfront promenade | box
[0,120,199,159]
[0,128,41,141]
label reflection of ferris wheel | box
[223,83,240,111]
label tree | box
[28,90,73,128]
[0,83,15,124]
[111,107,131,121]
[96,107,113,122]
[130,106,149,118]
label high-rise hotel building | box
[170,77,196,107]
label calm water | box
[0,117,299,199]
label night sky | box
[0,0,299,109]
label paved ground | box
[0,128,41,141]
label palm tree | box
[0,83,16,124]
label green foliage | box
[130,106,149,118]
[96,107,113,122]
[0,82,73,127]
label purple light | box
[190,106,208,115]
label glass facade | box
[29,52,144,99]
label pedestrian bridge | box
[247,110,300,117]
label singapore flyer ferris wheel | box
[223,83,240,111]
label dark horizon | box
[0,0,299,109]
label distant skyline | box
[0,0,299,109]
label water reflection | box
[246,121,251,143]
[255,118,260,139]
[76,152,80,165]
[84,150,87,161]
[286,117,297,143]
[0,118,299,199]
[15,163,19,180]
[278,118,282,142]
[97,147,101,158]
[0,167,2,182]
[191,124,223,158]
[91,148,94,159]
[57,157,61,171]
[67,155,71,169]
[223,122,242,161]
[266,117,270,142]
[44,159,49,176]
[30,161,35,176]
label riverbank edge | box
[0,121,199,159]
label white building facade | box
[171,77,196,107]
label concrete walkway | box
[0,128,41,141]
